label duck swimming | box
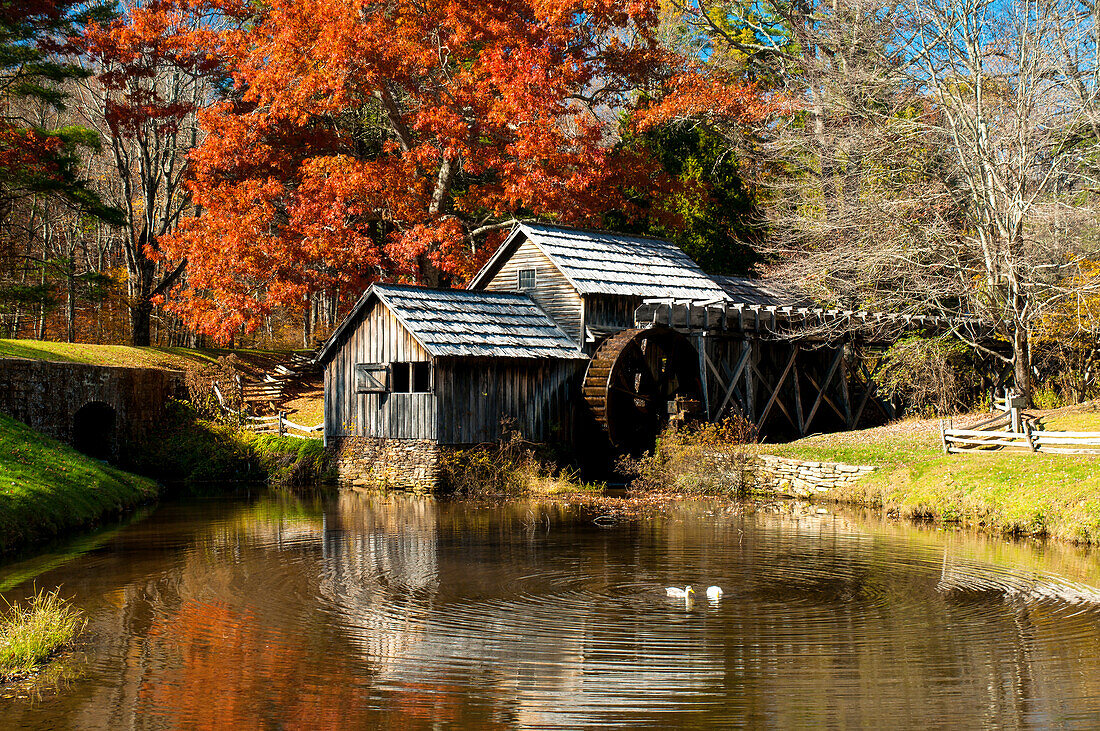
[665,585,695,598]
[706,586,723,601]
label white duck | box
[665,585,695,598]
[706,586,723,601]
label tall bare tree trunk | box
[65,256,76,343]
[1012,311,1032,402]
[129,257,155,346]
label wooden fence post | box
[278,411,286,438]
[1024,420,1037,452]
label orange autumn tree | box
[157,0,770,340]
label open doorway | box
[73,401,117,460]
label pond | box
[4,492,1100,728]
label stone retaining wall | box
[331,436,443,492]
[754,455,876,498]
[0,357,184,461]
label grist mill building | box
[319,223,951,490]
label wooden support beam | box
[802,347,844,431]
[704,349,724,383]
[851,358,887,427]
[839,354,853,428]
[712,344,751,420]
[792,356,805,436]
[803,369,847,424]
[696,334,710,418]
[859,358,895,421]
[753,361,797,429]
[756,345,799,429]
[744,339,755,421]
[852,383,873,428]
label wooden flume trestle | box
[579,297,915,449]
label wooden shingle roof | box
[709,275,812,308]
[470,224,731,301]
[317,284,587,364]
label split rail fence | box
[212,380,324,439]
[941,396,1100,455]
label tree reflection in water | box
[3,494,1100,727]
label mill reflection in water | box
[3,492,1100,728]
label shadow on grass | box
[0,342,84,364]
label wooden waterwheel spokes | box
[582,326,703,453]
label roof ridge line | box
[521,221,680,245]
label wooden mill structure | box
[321,224,954,476]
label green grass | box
[126,401,331,489]
[764,422,942,466]
[1037,408,1100,433]
[0,413,158,554]
[250,434,333,488]
[0,338,303,375]
[0,339,215,370]
[765,416,1100,543]
[0,588,85,681]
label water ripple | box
[4,497,1100,729]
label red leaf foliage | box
[101,0,780,341]
[81,1,226,142]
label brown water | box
[4,493,1100,728]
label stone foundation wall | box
[331,436,443,492]
[754,455,876,498]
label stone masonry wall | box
[0,357,184,460]
[331,436,443,492]
[754,454,876,498]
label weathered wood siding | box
[584,294,641,333]
[434,358,582,444]
[481,239,584,343]
[324,301,437,440]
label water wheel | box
[582,327,703,453]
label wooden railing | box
[246,412,325,439]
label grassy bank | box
[127,402,332,489]
[0,588,84,681]
[0,413,158,554]
[765,408,1100,543]
[0,402,329,555]
[0,338,282,374]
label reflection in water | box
[3,494,1100,727]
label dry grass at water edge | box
[440,426,598,496]
[0,588,85,682]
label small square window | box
[517,268,537,290]
[389,362,432,393]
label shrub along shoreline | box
[764,411,1100,544]
[128,401,333,491]
[0,588,85,682]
